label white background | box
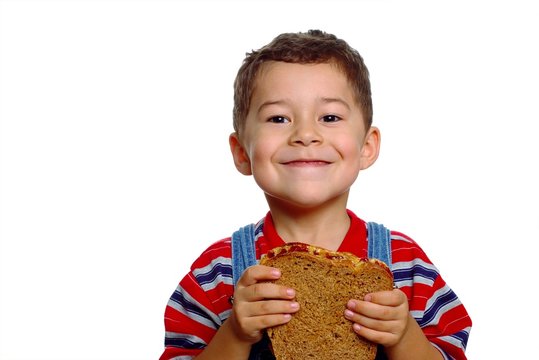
[1,0,538,359]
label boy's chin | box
[264,192,349,212]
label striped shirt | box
[160,211,471,360]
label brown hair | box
[232,29,373,135]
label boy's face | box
[230,61,380,210]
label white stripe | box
[392,258,439,288]
[392,258,439,274]
[192,256,231,278]
[394,276,434,288]
[199,274,233,292]
[410,310,424,320]
[191,256,233,291]
[218,308,232,322]
[390,233,414,243]
[170,356,194,360]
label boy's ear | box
[229,132,252,175]
[359,126,381,170]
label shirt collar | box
[262,209,367,258]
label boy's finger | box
[351,322,396,347]
[244,312,294,333]
[244,282,296,302]
[237,265,281,287]
[345,308,396,333]
[363,289,406,306]
[347,299,392,320]
[244,299,300,318]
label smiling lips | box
[282,160,331,167]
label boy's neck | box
[266,197,350,251]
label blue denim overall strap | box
[231,224,274,360]
[231,223,257,286]
[366,222,393,270]
[366,221,393,360]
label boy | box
[160,30,471,360]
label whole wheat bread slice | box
[259,242,394,360]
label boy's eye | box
[268,116,290,123]
[321,114,341,122]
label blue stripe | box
[194,263,232,286]
[254,222,264,236]
[169,289,213,324]
[419,289,458,326]
[452,329,470,349]
[165,336,205,349]
[393,263,438,283]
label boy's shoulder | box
[389,229,434,263]
[190,236,233,272]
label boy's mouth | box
[282,160,331,167]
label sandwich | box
[259,242,394,360]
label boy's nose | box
[289,120,322,146]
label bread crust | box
[259,242,394,360]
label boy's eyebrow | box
[257,97,351,113]
[320,97,351,110]
[257,100,287,114]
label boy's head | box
[232,29,372,136]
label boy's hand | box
[344,289,410,348]
[229,265,299,344]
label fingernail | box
[344,309,354,319]
[272,269,281,277]
[347,299,356,309]
[353,323,361,332]
[286,288,295,297]
[290,302,299,310]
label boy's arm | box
[346,274,471,359]
[363,231,472,359]
[384,313,444,360]
[346,290,443,360]
[192,319,252,360]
